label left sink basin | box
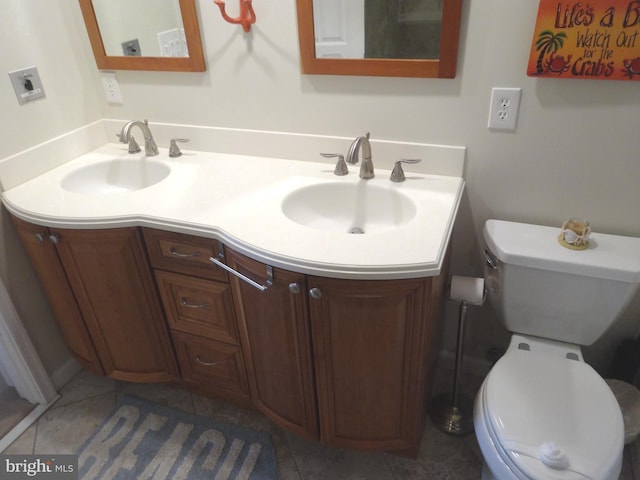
[61,159,171,195]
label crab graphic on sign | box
[527,1,640,80]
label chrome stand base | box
[428,392,475,436]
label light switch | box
[8,66,46,105]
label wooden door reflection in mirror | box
[296,0,462,78]
[78,0,206,72]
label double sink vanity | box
[2,128,464,456]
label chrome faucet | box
[346,132,374,179]
[119,120,159,156]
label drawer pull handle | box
[209,257,273,291]
[195,355,220,367]
[170,247,201,258]
[181,298,210,309]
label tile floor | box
[0,386,36,439]
[2,368,638,479]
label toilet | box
[474,219,640,480]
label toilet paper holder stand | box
[429,276,486,436]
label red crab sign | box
[527,0,640,80]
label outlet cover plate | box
[100,71,123,104]
[488,87,522,131]
[8,66,46,105]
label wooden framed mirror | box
[296,0,462,78]
[78,0,206,72]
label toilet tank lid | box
[484,220,640,283]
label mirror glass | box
[313,0,442,60]
[296,0,461,78]
[92,0,187,57]
[78,0,206,72]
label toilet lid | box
[484,349,624,480]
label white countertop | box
[2,143,464,279]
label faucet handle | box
[390,159,421,182]
[115,133,141,154]
[321,153,348,176]
[128,136,142,154]
[169,138,190,158]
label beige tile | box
[2,423,36,454]
[386,420,482,480]
[0,390,36,438]
[33,392,115,454]
[54,369,116,408]
[286,431,396,480]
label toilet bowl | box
[474,335,623,480]
[474,219,640,480]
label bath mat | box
[76,395,278,480]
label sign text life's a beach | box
[527,1,640,80]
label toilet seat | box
[480,348,623,480]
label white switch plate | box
[100,71,123,104]
[8,66,46,105]
[157,29,188,57]
[488,87,521,131]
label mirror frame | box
[78,0,206,72]
[296,0,462,78]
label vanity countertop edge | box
[2,143,465,280]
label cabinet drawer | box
[172,331,249,398]
[143,228,227,281]
[155,270,239,344]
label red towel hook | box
[214,0,256,33]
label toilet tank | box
[483,220,640,346]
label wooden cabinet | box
[307,275,445,455]
[10,216,104,376]
[226,249,319,440]
[10,216,179,382]
[143,228,251,404]
[227,248,447,455]
[12,216,447,455]
[172,331,249,398]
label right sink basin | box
[281,181,417,234]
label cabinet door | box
[307,276,433,453]
[227,249,319,440]
[10,215,104,376]
[51,227,179,383]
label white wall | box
[0,0,104,377]
[1,0,639,374]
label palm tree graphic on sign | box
[535,30,568,74]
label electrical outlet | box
[488,87,521,131]
[100,71,123,104]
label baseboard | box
[49,357,82,391]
